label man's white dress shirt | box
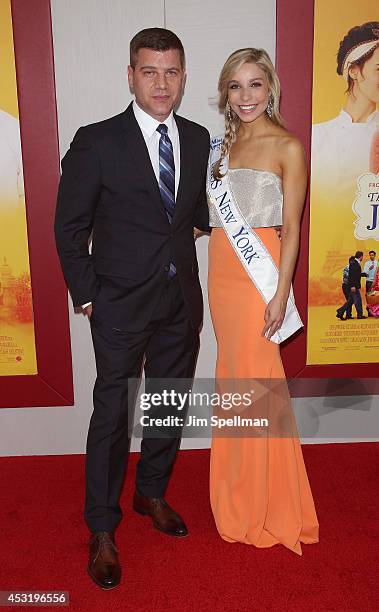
[363,259,378,282]
[132,100,180,196]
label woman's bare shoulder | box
[273,131,306,167]
[273,128,304,151]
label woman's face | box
[350,46,379,104]
[227,62,269,123]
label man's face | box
[128,48,185,121]
[369,253,376,261]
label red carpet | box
[0,444,378,611]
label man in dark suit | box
[336,256,356,320]
[341,251,367,320]
[55,28,210,589]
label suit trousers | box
[85,276,199,533]
[339,286,363,318]
[341,284,352,318]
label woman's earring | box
[226,101,233,121]
[266,95,274,118]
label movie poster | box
[0,0,37,375]
[307,0,379,365]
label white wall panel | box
[52,0,165,153]
[166,0,276,133]
[165,0,276,401]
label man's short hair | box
[355,251,364,258]
[369,250,376,256]
[130,28,185,68]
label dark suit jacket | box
[55,103,210,331]
[348,259,362,290]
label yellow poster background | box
[307,0,379,365]
[0,0,37,375]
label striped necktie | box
[157,123,176,277]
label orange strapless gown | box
[208,227,319,555]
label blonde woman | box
[207,48,319,555]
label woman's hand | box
[262,294,287,340]
[193,227,204,240]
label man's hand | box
[350,287,356,293]
[83,304,93,318]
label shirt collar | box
[133,100,175,137]
[339,109,379,125]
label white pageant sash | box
[207,136,303,344]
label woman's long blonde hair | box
[214,48,284,178]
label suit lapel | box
[118,106,193,225]
[119,104,168,221]
[173,115,192,225]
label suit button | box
[164,265,169,272]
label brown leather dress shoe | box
[87,531,121,589]
[133,491,188,537]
